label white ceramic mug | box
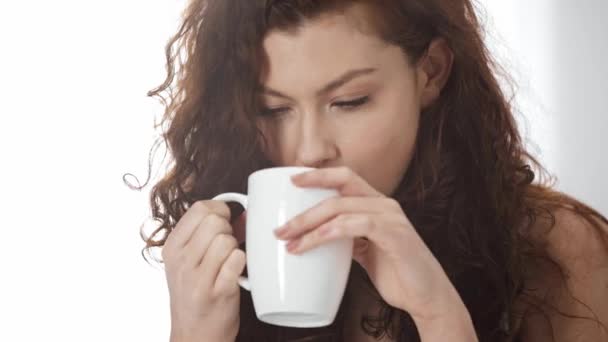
[213,166,354,328]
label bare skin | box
[256,4,608,341]
[257,5,473,341]
[163,4,608,339]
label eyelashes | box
[260,96,370,118]
[259,107,288,117]
[334,95,370,109]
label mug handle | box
[212,192,251,292]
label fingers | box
[181,213,234,268]
[199,233,240,291]
[160,200,245,332]
[214,249,247,297]
[165,200,231,251]
[275,197,396,240]
[291,166,383,197]
[285,213,404,255]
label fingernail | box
[274,225,288,237]
[286,239,300,253]
[291,173,305,183]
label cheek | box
[359,121,417,167]
[352,106,419,159]
[349,111,419,195]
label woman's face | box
[257,6,445,196]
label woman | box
[133,0,608,341]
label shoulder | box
[515,204,608,341]
[540,206,608,273]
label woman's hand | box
[162,200,246,342]
[273,167,474,332]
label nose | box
[294,114,338,168]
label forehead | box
[260,10,391,83]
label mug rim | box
[249,166,315,180]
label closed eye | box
[333,96,370,109]
[259,96,370,118]
[259,107,288,117]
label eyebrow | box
[261,67,377,100]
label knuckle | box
[328,197,341,211]
[191,200,211,213]
[362,215,375,232]
[211,284,235,300]
[386,198,401,211]
[334,216,349,232]
[203,212,221,224]
[339,166,353,179]
[209,199,230,214]
[221,287,241,300]
[336,214,349,225]
[210,199,231,216]
[233,248,247,264]
[316,224,333,239]
[213,234,238,250]
[203,213,228,229]
[192,200,230,217]
[223,234,239,248]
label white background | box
[0,1,605,341]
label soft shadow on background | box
[0,0,605,341]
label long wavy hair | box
[125,0,608,341]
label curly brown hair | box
[124,0,608,341]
